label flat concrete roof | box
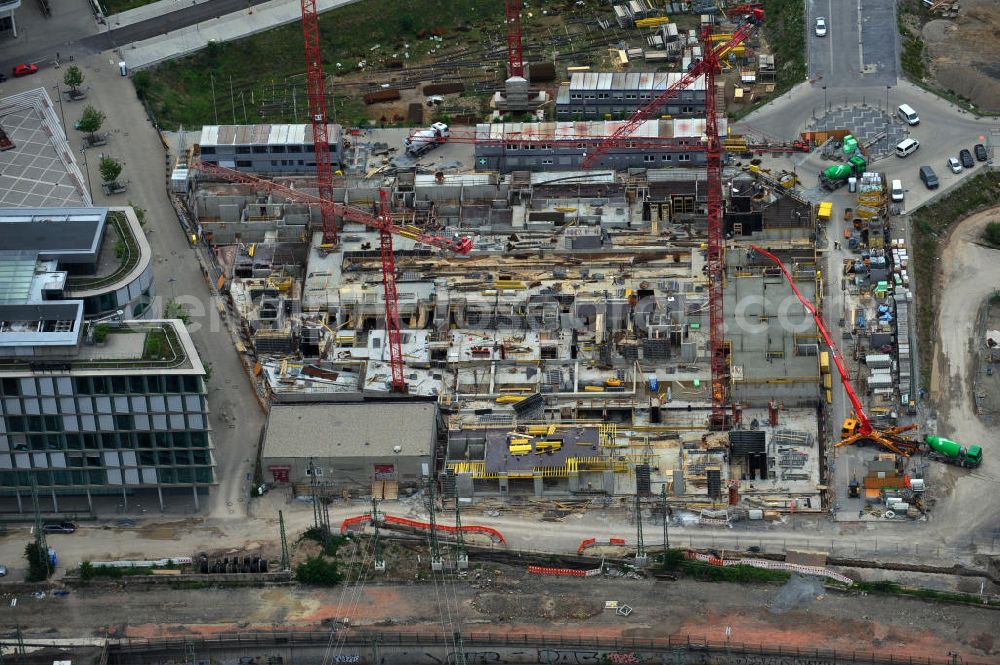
[262,402,437,459]
[0,88,91,208]
[0,208,106,254]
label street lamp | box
[822,86,828,112]
[886,85,891,113]
[78,147,93,204]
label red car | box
[12,64,38,77]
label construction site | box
[154,0,973,531]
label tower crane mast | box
[505,0,525,78]
[300,0,337,244]
[578,9,762,428]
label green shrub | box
[295,556,342,586]
[93,323,109,344]
[984,222,1000,247]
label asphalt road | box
[1,0,272,73]
[807,0,898,88]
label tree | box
[24,542,51,582]
[985,222,1000,247]
[99,156,123,184]
[77,105,105,141]
[63,65,84,93]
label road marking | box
[857,0,864,74]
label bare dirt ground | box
[920,0,1000,111]
[928,204,1000,534]
[4,568,998,661]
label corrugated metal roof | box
[566,71,705,92]
[199,124,340,146]
[476,119,693,141]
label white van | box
[890,179,904,202]
[896,138,920,158]
[897,103,919,125]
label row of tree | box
[62,66,125,188]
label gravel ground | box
[3,563,999,660]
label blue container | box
[48,548,57,568]
[648,376,659,392]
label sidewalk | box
[121,0,361,69]
[105,0,214,29]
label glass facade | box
[0,373,214,491]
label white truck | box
[403,122,449,157]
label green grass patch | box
[761,0,806,93]
[854,580,1000,606]
[912,171,1000,388]
[103,0,159,13]
[900,35,927,81]
[137,0,503,130]
[984,222,1000,247]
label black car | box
[959,149,974,169]
[975,143,988,161]
[42,522,77,534]
[0,73,6,82]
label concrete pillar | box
[533,474,544,497]
[51,489,58,513]
[192,486,200,511]
[568,472,580,492]
[121,486,128,512]
[157,486,164,512]
[498,477,509,495]
[15,488,22,513]
[86,488,93,513]
[456,473,474,499]
[602,470,615,495]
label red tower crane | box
[576,10,762,428]
[505,0,525,78]
[300,0,337,244]
[192,161,472,393]
[748,245,918,456]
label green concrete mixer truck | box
[819,155,867,191]
[924,435,983,468]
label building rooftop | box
[199,123,343,147]
[475,118,725,142]
[0,319,204,375]
[0,207,105,256]
[262,402,437,459]
[0,88,91,208]
[568,71,706,92]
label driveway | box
[806,0,898,87]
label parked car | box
[947,157,962,174]
[974,143,988,161]
[0,73,7,83]
[959,149,974,169]
[42,522,77,534]
[0,564,7,576]
[815,17,827,37]
[920,165,939,189]
[12,64,38,78]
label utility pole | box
[426,476,443,571]
[278,510,290,572]
[454,500,469,570]
[634,492,647,566]
[453,631,468,665]
[372,497,385,572]
[661,483,670,553]
[14,626,26,665]
[309,457,321,532]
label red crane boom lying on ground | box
[748,245,917,456]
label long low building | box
[261,401,438,492]
[474,119,724,172]
[197,123,345,174]
[555,72,706,120]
